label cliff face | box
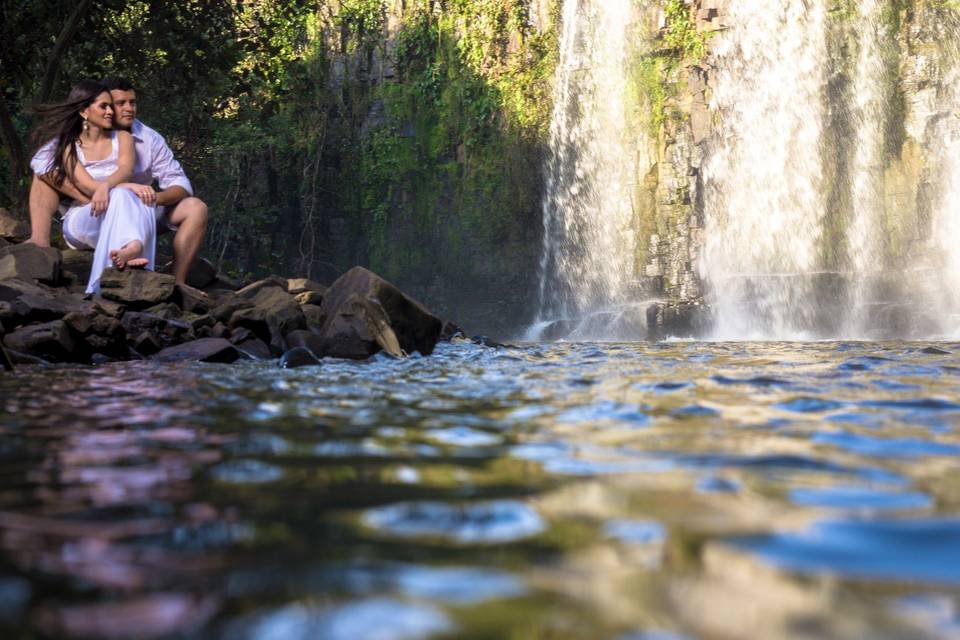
[325,0,960,337]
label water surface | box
[2,341,960,638]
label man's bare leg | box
[166,197,208,285]
[27,177,59,247]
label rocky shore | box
[0,210,461,369]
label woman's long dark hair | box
[31,80,109,187]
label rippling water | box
[2,341,960,639]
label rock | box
[295,291,324,306]
[318,266,442,358]
[0,340,13,371]
[471,335,506,348]
[301,304,326,329]
[174,284,211,314]
[211,295,254,323]
[0,244,62,285]
[0,209,29,242]
[61,249,93,283]
[236,277,288,299]
[121,312,192,350]
[143,302,182,319]
[3,320,79,362]
[0,279,95,329]
[162,257,218,289]
[234,337,272,360]
[279,346,322,369]
[440,321,465,341]
[132,330,163,356]
[283,329,326,354]
[318,292,405,359]
[227,307,272,347]
[5,349,46,365]
[99,269,176,306]
[0,237,8,249]
[62,310,128,359]
[287,278,326,296]
[153,338,243,363]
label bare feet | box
[110,240,148,270]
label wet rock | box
[0,209,29,242]
[153,337,243,363]
[60,249,93,283]
[132,330,163,356]
[279,346,322,368]
[121,312,192,350]
[234,337,272,360]
[0,244,62,285]
[471,335,505,348]
[283,329,326,354]
[4,348,46,365]
[921,346,951,355]
[228,307,272,347]
[100,269,176,306]
[318,266,441,358]
[319,292,405,359]
[440,320,465,341]
[3,320,78,362]
[230,283,305,354]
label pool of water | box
[2,340,960,639]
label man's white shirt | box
[30,119,193,196]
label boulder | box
[230,283,305,354]
[161,257,218,289]
[0,209,29,242]
[100,269,176,306]
[287,278,327,296]
[61,249,93,283]
[144,302,183,319]
[132,330,163,356]
[0,279,95,328]
[153,338,243,363]
[440,321,465,341]
[317,292,404,359]
[62,310,128,359]
[0,244,62,285]
[121,312,192,350]
[236,277,288,299]
[211,295,254,323]
[317,267,441,358]
[279,346,322,369]
[234,337,272,360]
[295,291,324,306]
[283,329,326,354]
[3,320,79,362]
[173,284,210,314]
[301,304,326,330]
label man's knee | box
[172,197,208,229]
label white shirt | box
[30,119,193,195]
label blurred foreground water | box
[2,340,960,639]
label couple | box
[28,77,207,294]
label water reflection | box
[0,341,959,637]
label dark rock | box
[471,335,506,348]
[440,321,465,341]
[295,291,325,306]
[228,307,272,347]
[301,304,326,330]
[318,266,441,358]
[153,338,242,363]
[0,340,13,371]
[0,244,62,285]
[143,302,182,319]
[279,346,322,369]
[189,314,216,336]
[62,310,128,359]
[100,270,176,306]
[921,346,951,355]
[235,337,272,360]
[0,237,8,249]
[5,349,46,365]
[287,278,326,296]
[236,277,288,299]
[209,322,228,338]
[132,330,163,356]
[161,257,218,289]
[174,284,210,314]
[318,292,405,359]
[121,312,192,350]
[3,320,79,362]
[204,273,242,294]
[0,209,29,242]
[0,279,95,328]
[211,295,254,323]
[61,249,93,283]
[283,329,326,354]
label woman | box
[32,80,156,294]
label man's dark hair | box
[101,77,135,92]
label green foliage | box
[662,0,708,62]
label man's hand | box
[91,183,110,216]
[119,183,157,206]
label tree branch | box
[38,0,94,103]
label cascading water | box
[700,0,829,340]
[531,0,650,339]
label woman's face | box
[79,92,114,129]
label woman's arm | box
[104,130,134,187]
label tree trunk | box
[0,92,27,207]
[38,0,94,103]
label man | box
[27,77,208,286]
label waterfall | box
[700,0,829,339]
[533,0,645,337]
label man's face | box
[110,89,137,130]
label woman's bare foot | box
[110,240,148,270]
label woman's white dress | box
[61,132,156,294]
